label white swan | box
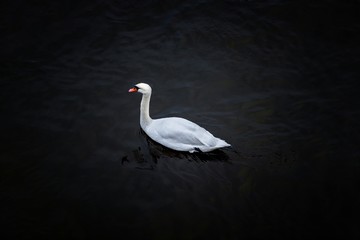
[129,83,231,153]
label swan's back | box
[145,117,230,153]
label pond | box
[1,1,359,239]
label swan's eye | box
[134,86,139,90]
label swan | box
[128,83,231,153]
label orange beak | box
[128,87,138,93]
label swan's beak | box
[128,87,138,93]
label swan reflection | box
[121,129,231,170]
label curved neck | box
[140,93,152,129]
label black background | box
[1,1,360,239]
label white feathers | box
[129,83,231,153]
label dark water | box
[1,1,359,239]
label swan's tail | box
[197,138,230,152]
[216,138,231,148]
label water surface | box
[1,1,359,239]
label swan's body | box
[129,83,231,153]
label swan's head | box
[128,83,152,95]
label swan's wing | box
[146,117,217,150]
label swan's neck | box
[140,93,152,129]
